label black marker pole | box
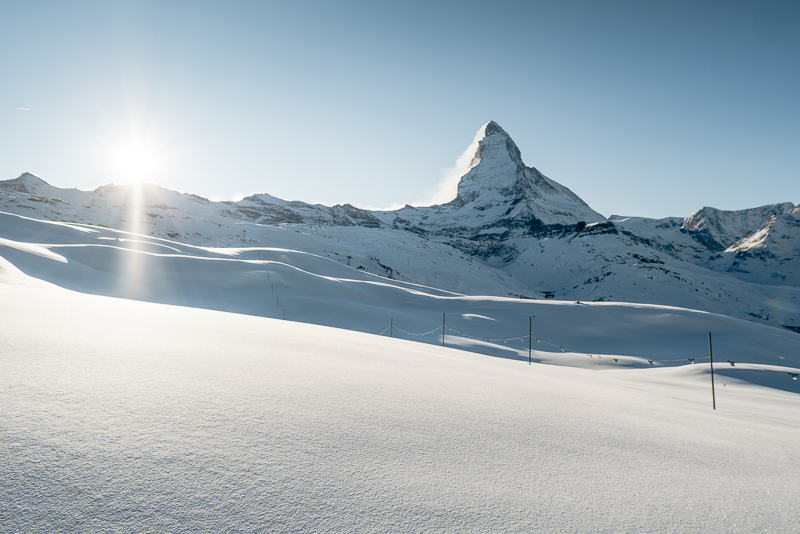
[529,317,532,365]
[709,332,716,410]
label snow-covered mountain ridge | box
[1,121,798,328]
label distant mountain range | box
[1,121,798,329]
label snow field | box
[2,211,800,380]
[2,283,800,532]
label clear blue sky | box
[2,0,798,218]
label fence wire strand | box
[375,319,727,366]
[445,325,529,343]
[393,325,443,337]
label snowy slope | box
[682,203,796,250]
[613,204,800,287]
[1,122,798,330]
[2,281,800,533]
[2,210,799,375]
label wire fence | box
[372,316,799,382]
[394,325,444,337]
[268,274,798,384]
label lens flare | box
[121,181,148,299]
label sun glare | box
[104,138,164,184]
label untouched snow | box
[2,210,800,373]
[2,282,800,533]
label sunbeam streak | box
[121,181,147,299]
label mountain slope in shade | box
[611,203,800,287]
[681,203,796,251]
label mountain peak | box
[18,172,46,184]
[483,120,509,138]
[459,121,524,178]
[443,122,604,225]
[0,173,49,195]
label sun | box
[103,137,165,184]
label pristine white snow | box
[2,209,800,374]
[2,281,800,533]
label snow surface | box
[2,282,800,533]
[2,210,800,373]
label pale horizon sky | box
[1,0,798,218]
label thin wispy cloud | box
[14,107,31,111]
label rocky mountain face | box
[375,121,605,236]
[680,204,800,286]
[1,122,798,328]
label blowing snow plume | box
[416,122,488,206]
